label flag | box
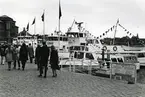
[103,33,105,36]
[32,18,35,25]
[41,12,44,22]
[59,0,62,19]
[117,19,119,24]
[110,27,112,31]
[26,23,29,31]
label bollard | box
[69,58,72,72]
[73,60,75,72]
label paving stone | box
[0,62,144,97]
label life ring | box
[113,46,117,51]
[102,46,107,51]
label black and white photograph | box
[0,0,145,97]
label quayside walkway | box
[0,62,144,97]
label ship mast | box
[113,19,119,45]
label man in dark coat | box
[19,43,28,70]
[38,41,49,78]
[27,43,34,63]
[50,45,60,77]
[35,44,41,70]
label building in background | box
[0,15,18,43]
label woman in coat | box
[5,45,13,71]
[19,43,28,70]
[12,45,20,69]
[50,45,60,77]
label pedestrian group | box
[0,41,60,78]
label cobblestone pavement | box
[0,62,144,97]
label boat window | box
[63,37,68,41]
[86,53,94,60]
[74,52,84,59]
[79,33,83,37]
[131,56,137,62]
[82,46,85,51]
[80,43,86,45]
[124,56,138,63]
[124,56,129,62]
[48,37,59,41]
[137,53,145,58]
[70,47,73,50]
[111,58,117,62]
[117,58,123,63]
[85,47,88,51]
[74,46,80,50]
[87,40,93,44]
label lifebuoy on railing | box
[113,46,117,51]
[102,46,107,51]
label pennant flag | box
[97,37,99,39]
[125,29,127,31]
[105,31,108,33]
[113,25,115,28]
[26,23,29,31]
[110,27,112,31]
[103,33,105,36]
[59,0,62,19]
[32,18,35,25]
[108,29,110,32]
[127,31,129,34]
[130,33,131,35]
[41,12,44,22]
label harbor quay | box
[0,61,144,97]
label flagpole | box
[26,22,29,37]
[34,17,36,35]
[34,17,36,46]
[43,10,45,40]
[113,19,119,45]
[58,17,60,51]
[58,0,61,50]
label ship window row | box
[87,39,99,44]
[67,33,86,38]
[74,52,94,60]
[45,37,68,41]
[70,46,88,51]
[17,37,34,39]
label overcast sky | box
[0,0,145,38]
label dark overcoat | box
[39,45,49,65]
[50,49,59,70]
[19,44,28,61]
[35,46,41,59]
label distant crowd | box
[0,41,60,78]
